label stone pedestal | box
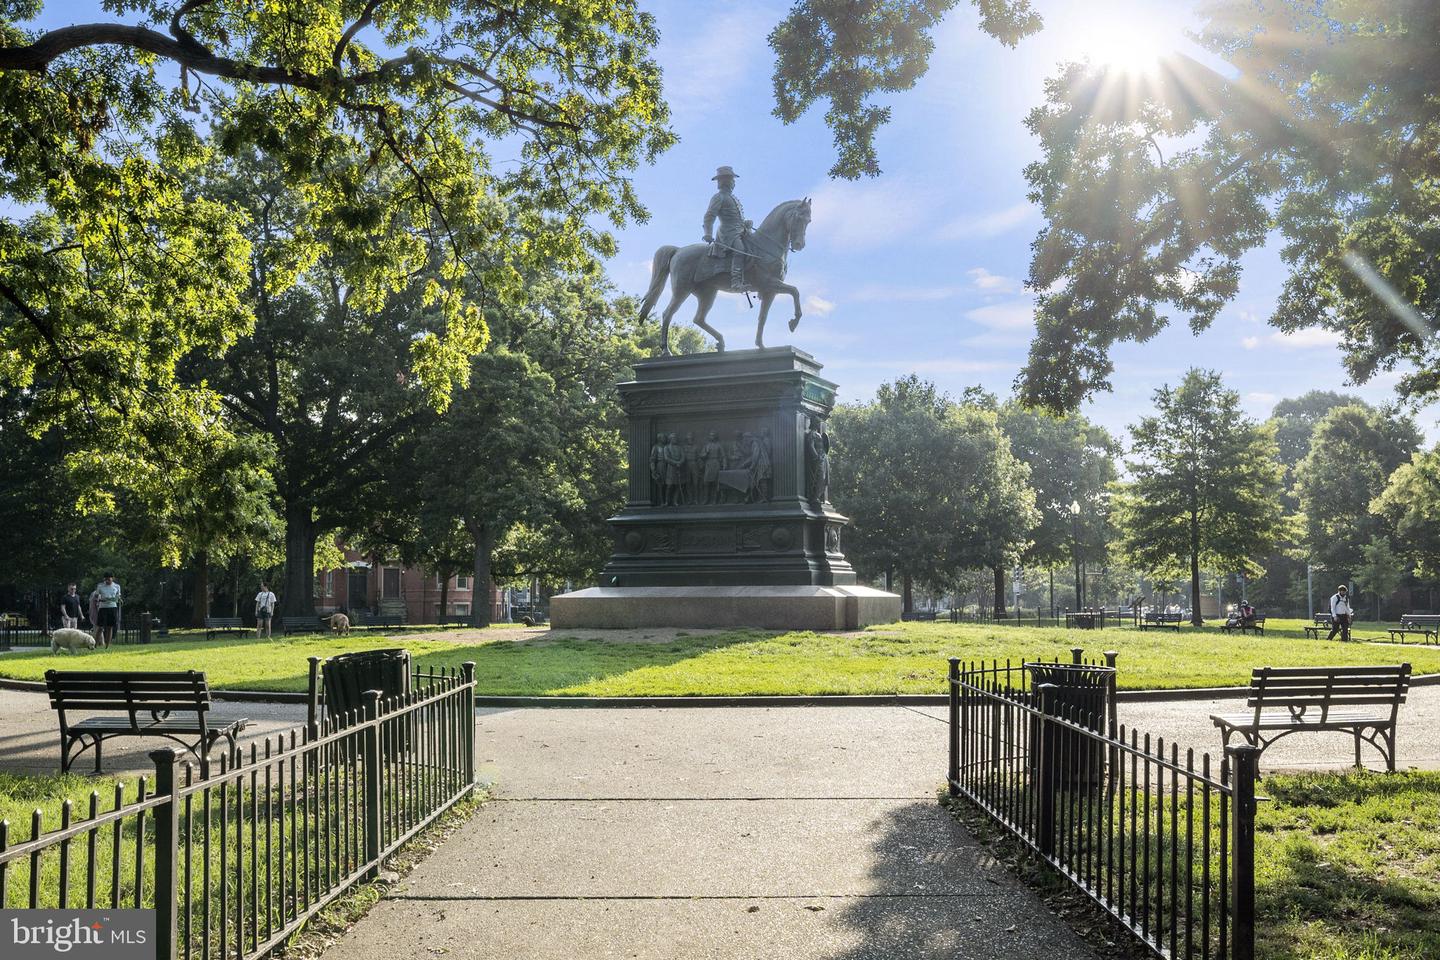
[551,347,900,629]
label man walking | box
[59,584,83,629]
[94,573,121,648]
[1326,584,1353,642]
[255,582,278,639]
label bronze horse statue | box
[638,198,813,355]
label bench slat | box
[1252,665,1410,678]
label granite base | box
[549,585,902,631]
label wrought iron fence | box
[0,663,476,960]
[947,657,1257,960]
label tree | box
[1295,404,1420,582]
[1373,448,1440,579]
[1014,2,1440,409]
[409,275,646,626]
[829,376,1035,614]
[0,1,671,458]
[769,0,1041,177]
[1269,391,1365,478]
[999,402,1118,611]
[1112,370,1287,624]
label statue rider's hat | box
[712,165,739,180]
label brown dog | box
[328,613,351,635]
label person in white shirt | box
[94,573,121,648]
[255,582,278,639]
[1326,584,1353,642]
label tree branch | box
[333,0,384,71]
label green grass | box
[2,618,1436,695]
[1256,770,1440,960]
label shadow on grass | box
[1255,771,1440,960]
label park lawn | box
[0,619,1436,695]
[1255,770,1440,960]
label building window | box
[436,574,446,589]
[456,576,471,590]
[453,603,470,616]
[314,570,334,598]
[382,567,401,599]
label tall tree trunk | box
[885,567,894,593]
[283,500,317,617]
[191,550,209,628]
[901,573,913,615]
[439,574,449,623]
[471,529,494,628]
[1189,507,1203,626]
[992,565,1007,618]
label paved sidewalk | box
[0,688,305,776]
[329,706,1098,960]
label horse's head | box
[787,198,812,251]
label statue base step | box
[549,585,901,631]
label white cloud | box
[805,295,836,316]
[808,177,935,250]
[828,357,1011,375]
[1246,391,1278,406]
[1241,327,1339,351]
[965,300,1035,330]
[967,267,1018,293]
[937,201,1037,240]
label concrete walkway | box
[329,706,1098,960]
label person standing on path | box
[1327,584,1353,642]
[59,584,83,629]
[94,573,121,648]
[255,582,278,639]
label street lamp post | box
[1069,500,1083,610]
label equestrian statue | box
[638,165,813,356]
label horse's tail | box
[638,245,679,321]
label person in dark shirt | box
[59,583,83,628]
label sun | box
[1067,2,1186,76]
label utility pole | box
[1307,562,1314,619]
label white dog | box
[328,613,351,635]
[50,627,97,654]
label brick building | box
[314,549,506,623]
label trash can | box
[1026,662,1116,789]
[320,648,413,724]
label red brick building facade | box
[313,549,506,623]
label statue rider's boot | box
[730,257,746,291]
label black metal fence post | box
[1070,647,1084,665]
[1036,682,1058,857]
[1103,650,1118,669]
[461,661,476,786]
[947,658,960,796]
[150,748,182,960]
[362,690,383,881]
[1228,744,1259,960]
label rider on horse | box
[702,165,751,291]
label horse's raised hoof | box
[788,315,801,332]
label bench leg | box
[93,735,102,774]
[1354,730,1363,769]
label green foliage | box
[1372,447,1440,579]
[998,401,1117,569]
[1014,1,1440,410]
[1112,370,1288,615]
[0,0,672,452]
[768,0,1041,178]
[1295,404,1420,578]
[1270,391,1366,474]
[830,376,1037,594]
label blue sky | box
[609,0,1430,443]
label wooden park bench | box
[1220,616,1267,636]
[282,616,324,636]
[1138,612,1182,631]
[1388,614,1440,645]
[355,612,406,631]
[1303,614,1333,640]
[204,616,246,641]
[45,670,248,776]
[1211,664,1411,771]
